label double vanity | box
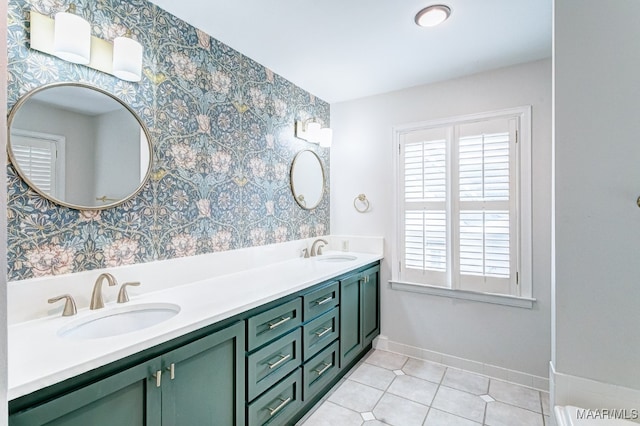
[6,81,368,425]
[8,249,381,425]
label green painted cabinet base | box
[9,322,245,426]
[339,264,380,367]
[247,369,302,426]
[10,261,381,426]
[302,341,339,401]
[10,360,161,426]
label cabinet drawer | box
[302,340,339,401]
[247,298,302,351]
[302,307,339,361]
[247,369,302,426]
[302,281,339,321]
[247,329,301,401]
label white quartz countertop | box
[8,251,381,400]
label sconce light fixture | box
[52,4,90,64]
[295,119,332,148]
[30,8,144,82]
[112,35,143,82]
[319,127,333,148]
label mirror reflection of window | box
[10,129,65,198]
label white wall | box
[331,59,552,377]
[554,0,640,390]
[94,109,141,200]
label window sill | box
[389,280,536,309]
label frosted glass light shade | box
[319,128,333,148]
[415,5,451,27]
[113,37,143,82]
[53,12,91,64]
[306,122,321,144]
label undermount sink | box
[58,303,180,340]
[315,254,357,262]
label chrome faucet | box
[310,238,328,257]
[90,273,118,310]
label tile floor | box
[298,349,553,426]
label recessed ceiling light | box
[415,4,452,27]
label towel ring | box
[354,194,370,213]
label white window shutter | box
[11,131,62,198]
[398,113,523,296]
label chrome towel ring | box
[354,194,370,213]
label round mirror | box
[290,149,325,210]
[7,82,152,210]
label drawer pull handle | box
[167,363,175,380]
[268,396,292,416]
[315,296,333,305]
[315,327,332,337]
[315,362,332,376]
[268,353,291,369]
[268,316,291,330]
[152,370,162,387]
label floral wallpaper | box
[6,0,330,281]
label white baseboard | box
[550,361,640,424]
[373,335,549,391]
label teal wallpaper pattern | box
[7,0,330,281]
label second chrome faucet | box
[310,238,328,257]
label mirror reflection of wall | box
[93,108,142,202]
[8,83,152,209]
[290,150,325,210]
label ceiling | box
[148,0,552,104]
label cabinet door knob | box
[152,370,162,387]
[167,363,175,380]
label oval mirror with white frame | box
[290,149,325,210]
[7,82,152,210]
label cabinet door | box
[161,321,245,426]
[10,360,162,426]
[362,265,380,346]
[339,272,362,367]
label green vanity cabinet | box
[302,340,340,401]
[339,264,380,368]
[301,281,339,321]
[247,369,302,426]
[247,328,301,401]
[10,261,381,426]
[10,359,162,426]
[361,265,381,347]
[9,321,245,426]
[160,321,245,425]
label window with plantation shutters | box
[10,129,65,198]
[394,107,532,300]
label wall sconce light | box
[319,127,332,148]
[112,35,143,82]
[52,4,90,64]
[30,8,144,82]
[295,119,332,148]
